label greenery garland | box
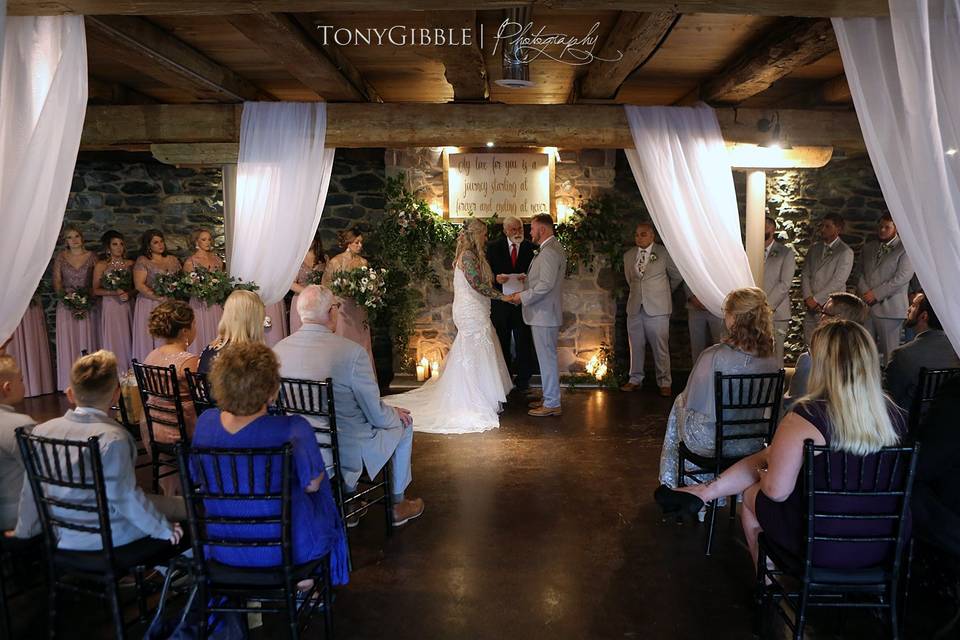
[555,194,637,289]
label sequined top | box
[321,252,367,287]
[184,251,224,273]
[134,255,181,288]
[54,251,96,292]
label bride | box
[385,218,513,434]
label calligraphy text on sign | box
[447,153,551,218]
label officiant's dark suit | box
[487,234,537,390]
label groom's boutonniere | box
[533,248,540,258]
[824,245,834,259]
[648,252,659,263]
[876,242,892,263]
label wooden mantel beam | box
[8,0,889,17]
[702,18,838,105]
[80,104,865,161]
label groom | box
[504,213,566,417]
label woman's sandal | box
[653,484,705,519]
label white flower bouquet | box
[329,266,388,312]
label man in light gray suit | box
[763,217,797,364]
[857,213,914,364]
[505,213,566,417]
[801,213,854,347]
[273,285,424,526]
[0,356,34,532]
[621,222,682,397]
[685,284,723,364]
[884,293,960,411]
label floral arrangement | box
[555,195,637,286]
[56,289,93,319]
[329,266,388,312]
[305,269,326,286]
[151,272,191,301]
[100,268,133,292]
[186,266,233,306]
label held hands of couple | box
[502,293,522,305]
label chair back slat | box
[802,440,919,576]
[713,370,785,460]
[908,367,960,434]
[132,360,190,445]
[184,369,216,416]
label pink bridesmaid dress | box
[185,254,225,356]
[289,262,323,334]
[54,252,100,391]
[7,300,55,397]
[99,257,135,375]
[263,300,289,348]
[131,255,180,362]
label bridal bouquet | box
[329,266,388,312]
[57,289,93,319]
[151,272,191,301]
[100,268,133,292]
[186,266,233,306]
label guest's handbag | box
[145,562,248,640]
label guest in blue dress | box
[655,320,906,570]
[191,341,348,584]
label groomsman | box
[486,216,536,391]
[801,213,854,346]
[763,217,797,364]
[857,213,914,364]
[621,223,682,397]
[685,283,723,364]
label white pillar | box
[745,169,767,284]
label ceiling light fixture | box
[494,6,535,89]
[947,148,958,156]
[486,141,495,148]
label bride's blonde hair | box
[455,218,493,283]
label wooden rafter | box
[701,18,838,105]
[575,11,676,101]
[227,12,381,102]
[8,1,890,18]
[86,16,270,102]
[427,11,488,102]
[87,76,159,104]
[80,103,866,152]
[819,74,852,103]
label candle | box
[420,357,430,379]
[416,364,426,382]
[431,361,440,379]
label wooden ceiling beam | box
[8,1,889,18]
[87,76,159,104]
[227,12,380,102]
[428,11,488,102]
[702,18,838,105]
[86,16,270,102]
[819,74,852,103]
[80,103,866,153]
[576,11,676,101]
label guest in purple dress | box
[183,228,225,356]
[6,297,55,397]
[655,320,906,571]
[322,228,376,375]
[132,229,182,362]
[53,227,100,391]
[289,235,327,334]
[93,231,135,376]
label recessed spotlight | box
[947,148,958,156]
[486,141,495,148]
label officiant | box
[487,216,536,392]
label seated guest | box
[656,321,906,569]
[273,285,424,527]
[912,377,960,557]
[191,342,348,584]
[141,301,200,443]
[197,290,266,374]
[14,351,184,549]
[884,292,960,411]
[658,287,780,487]
[0,356,34,532]
[783,292,868,412]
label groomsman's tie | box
[510,243,518,269]
[637,248,649,277]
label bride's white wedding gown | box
[384,266,513,434]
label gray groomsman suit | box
[274,324,413,495]
[520,235,567,409]
[857,236,914,364]
[684,283,723,364]
[624,243,683,387]
[801,237,854,346]
[0,405,34,530]
[763,240,797,364]
[883,329,960,411]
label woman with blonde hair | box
[384,218,512,434]
[197,289,266,374]
[657,287,781,486]
[322,227,375,374]
[183,228,226,356]
[53,226,100,390]
[656,320,906,568]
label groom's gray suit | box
[520,235,567,409]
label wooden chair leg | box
[106,579,126,640]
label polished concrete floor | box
[7,389,948,639]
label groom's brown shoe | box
[620,382,641,392]
[528,399,543,409]
[659,386,673,397]
[528,405,562,417]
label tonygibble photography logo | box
[316,18,623,67]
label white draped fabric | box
[0,16,87,342]
[623,105,754,317]
[229,102,336,305]
[833,2,960,352]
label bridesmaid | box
[262,298,289,349]
[322,228,376,373]
[93,230,135,376]
[6,297,55,397]
[53,226,99,391]
[132,229,181,362]
[183,228,225,355]
[289,234,327,334]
